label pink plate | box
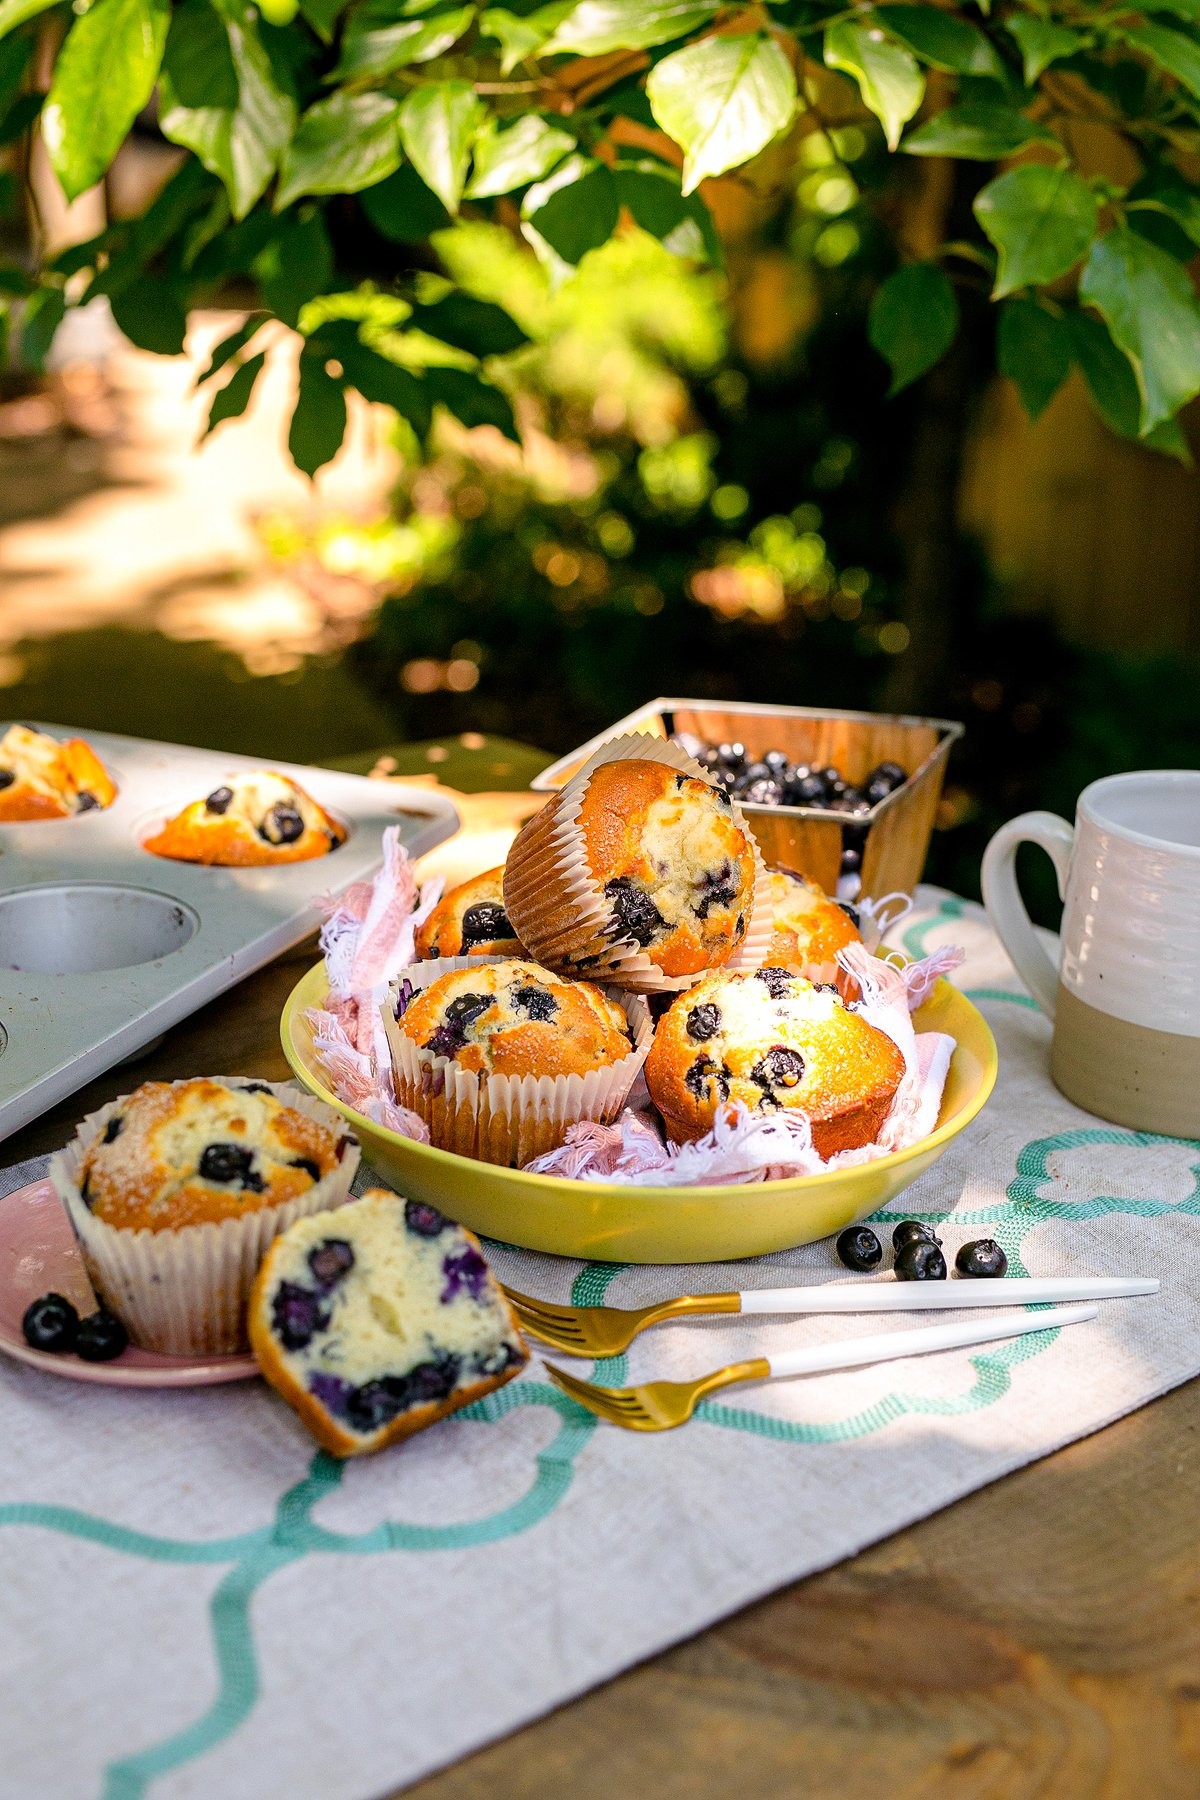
[0,1179,258,1387]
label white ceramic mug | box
[982,770,1200,1137]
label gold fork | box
[543,1304,1098,1431]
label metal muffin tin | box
[0,724,459,1141]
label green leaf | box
[397,79,483,214]
[197,313,266,382]
[408,291,529,356]
[1128,171,1200,252]
[974,164,1097,299]
[1119,22,1200,104]
[254,211,333,322]
[903,101,1054,159]
[310,317,433,433]
[647,33,796,196]
[334,1,473,80]
[1004,15,1080,85]
[997,296,1070,420]
[160,0,296,220]
[0,89,41,147]
[465,114,574,198]
[868,261,958,395]
[478,4,571,74]
[0,32,32,104]
[276,91,400,208]
[205,349,266,436]
[614,156,721,263]
[109,276,188,354]
[289,349,347,474]
[19,286,65,368]
[426,365,518,439]
[360,161,449,238]
[542,0,717,56]
[521,153,618,262]
[42,0,170,200]
[1079,225,1200,433]
[0,0,60,40]
[298,0,346,39]
[824,18,923,152]
[874,6,1003,78]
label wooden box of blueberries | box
[534,699,963,903]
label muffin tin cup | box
[381,956,653,1168]
[49,1080,361,1358]
[502,733,774,995]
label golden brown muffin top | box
[765,868,862,984]
[143,772,344,866]
[398,959,632,1078]
[0,724,116,821]
[414,866,524,960]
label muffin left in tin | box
[144,771,344,866]
[0,724,117,821]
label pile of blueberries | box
[22,1292,129,1360]
[675,737,908,884]
[836,1219,1008,1282]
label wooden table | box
[8,767,1200,1800]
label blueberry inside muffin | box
[397,959,632,1078]
[249,1188,528,1457]
[645,965,906,1155]
[577,759,757,979]
[144,772,345,866]
[0,723,117,821]
[414,866,524,960]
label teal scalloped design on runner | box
[900,894,1039,1010]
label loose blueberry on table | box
[835,1226,883,1273]
[955,1239,1009,1279]
[892,1219,942,1252]
[895,1240,948,1281]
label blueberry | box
[0,769,14,790]
[407,1352,461,1402]
[308,1239,354,1288]
[840,846,862,876]
[441,1246,490,1303]
[786,773,827,806]
[740,777,784,806]
[22,1292,79,1353]
[290,1156,322,1182]
[198,1142,264,1190]
[716,741,746,770]
[749,1045,806,1095]
[75,1310,129,1361]
[684,1055,732,1102]
[405,1199,449,1237]
[75,790,100,812]
[694,860,738,919]
[835,1227,883,1273]
[955,1239,1009,1279]
[460,901,512,949]
[755,966,794,999]
[736,761,773,789]
[871,760,907,791]
[346,1376,410,1432]
[895,1240,948,1281]
[241,1082,273,1095]
[605,876,665,948]
[205,786,234,815]
[763,749,791,776]
[513,984,557,1022]
[308,1372,353,1416]
[892,1219,942,1252]
[393,978,415,1019]
[686,1002,721,1041]
[474,1341,523,1378]
[820,766,844,789]
[271,1281,329,1351]
[445,992,492,1029]
[102,1115,123,1144]
[865,774,895,806]
[260,802,305,845]
[838,901,860,928]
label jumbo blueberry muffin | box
[0,723,116,821]
[504,755,762,989]
[385,957,650,1165]
[144,771,344,866]
[249,1188,528,1457]
[415,867,523,959]
[765,868,862,986]
[645,965,905,1156]
[51,1078,359,1356]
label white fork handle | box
[739,1276,1157,1314]
[764,1303,1097,1381]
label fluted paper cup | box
[382,956,652,1167]
[502,731,773,994]
[49,1078,360,1357]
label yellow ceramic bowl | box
[281,965,997,1264]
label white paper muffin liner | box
[502,731,773,994]
[382,955,653,1167]
[49,1078,361,1357]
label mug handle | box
[980,811,1075,1018]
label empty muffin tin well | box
[0,725,459,1140]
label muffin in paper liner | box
[501,731,773,994]
[49,1078,361,1357]
[382,955,652,1168]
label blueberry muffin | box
[385,957,650,1165]
[51,1079,360,1356]
[765,868,862,986]
[0,723,117,821]
[504,756,761,988]
[144,771,344,866]
[645,965,906,1156]
[249,1188,528,1457]
[415,867,524,960]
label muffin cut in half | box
[249,1188,528,1457]
[0,723,117,821]
[415,866,524,959]
[144,771,344,866]
[645,965,906,1157]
